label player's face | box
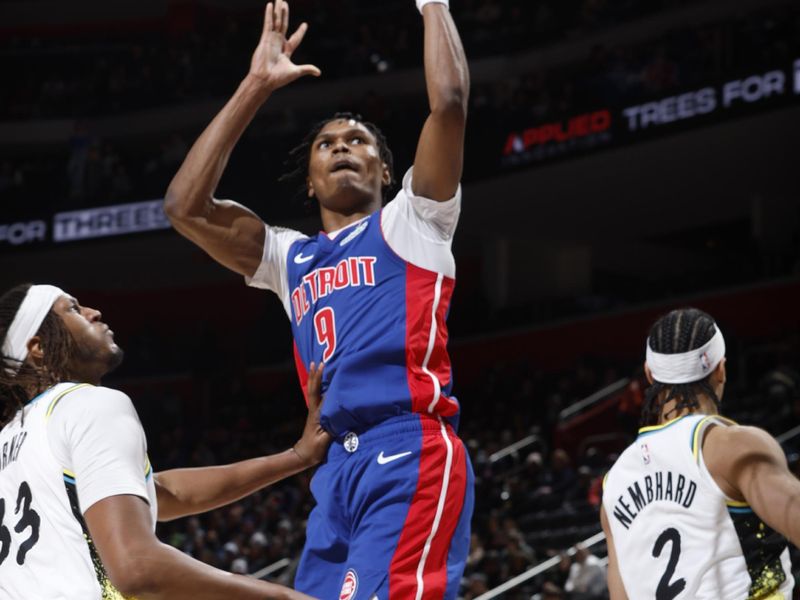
[307,119,390,214]
[53,294,123,380]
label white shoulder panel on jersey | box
[47,385,156,518]
[246,225,309,316]
[381,167,461,278]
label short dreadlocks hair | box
[641,308,722,427]
[0,284,75,427]
[279,112,396,207]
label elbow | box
[107,555,158,597]
[163,187,188,224]
[430,85,469,121]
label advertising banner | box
[501,60,800,169]
[52,199,170,243]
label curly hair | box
[0,284,75,427]
[279,112,396,209]
[640,307,722,427]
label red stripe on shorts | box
[389,418,468,599]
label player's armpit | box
[85,493,314,599]
[601,507,630,600]
[704,425,800,547]
[412,4,468,202]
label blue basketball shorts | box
[294,413,475,599]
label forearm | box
[165,76,273,219]
[88,495,310,599]
[126,542,301,599]
[421,4,469,114]
[156,449,308,521]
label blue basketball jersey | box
[285,209,459,437]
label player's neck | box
[659,395,719,424]
[62,364,103,387]
[320,207,375,234]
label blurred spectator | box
[564,545,607,599]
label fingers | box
[286,22,308,56]
[262,2,274,40]
[273,0,282,33]
[306,361,325,408]
[274,0,288,36]
[281,0,289,36]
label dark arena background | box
[2,0,799,597]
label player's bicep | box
[601,507,629,600]
[724,428,800,545]
[170,198,266,278]
[412,112,465,202]
[84,494,160,591]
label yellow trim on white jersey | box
[45,383,92,420]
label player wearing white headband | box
[601,307,799,600]
[0,283,330,599]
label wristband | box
[416,0,449,13]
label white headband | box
[2,285,65,369]
[646,326,726,384]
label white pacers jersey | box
[603,414,793,600]
[0,382,157,600]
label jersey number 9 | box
[314,307,337,362]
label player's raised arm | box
[411,0,469,201]
[164,0,320,278]
[154,363,330,521]
[705,425,800,547]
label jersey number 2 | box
[653,527,686,600]
[314,307,337,362]
[0,481,41,567]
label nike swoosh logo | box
[294,253,314,264]
[377,451,413,465]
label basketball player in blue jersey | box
[166,0,473,597]
[602,308,800,599]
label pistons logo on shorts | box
[340,569,358,600]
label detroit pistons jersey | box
[248,168,462,436]
[603,414,793,600]
[0,383,156,600]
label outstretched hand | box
[249,0,321,90]
[293,362,332,466]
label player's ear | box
[644,362,654,385]
[307,177,315,198]
[713,357,726,385]
[381,163,391,187]
[26,336,44,367]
